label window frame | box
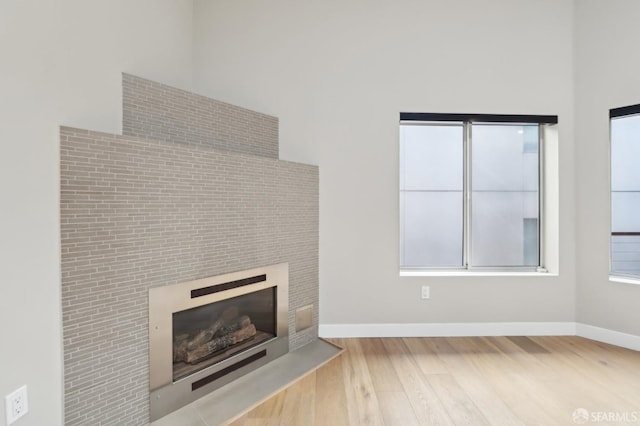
[609,103,640,280]
[399,112,558,273]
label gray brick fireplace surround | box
[60,74,319,425]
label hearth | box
[148,264,289,421]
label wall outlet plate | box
[5,385,28,425]
[421,285,430,299]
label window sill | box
[400,270,558,278]
[609,275,640,286]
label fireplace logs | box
[173,307,258,365]
[186,306,239,351]
[185,323,257,364]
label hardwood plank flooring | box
[228,336,640,425]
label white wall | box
[193,0,577,329]
[0,1,193,424]
[574,0,640,335]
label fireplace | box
[148,263,289,421]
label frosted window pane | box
[400,123,463,267]
[400,124,463,191]
[611,115,640,191]
[612,193,640,232]
[400,191,463,267]
[472,125,538,192]
[471,124,539,267]
[472,192,539,267]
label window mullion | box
[538,126,546,271]
[463,122,472,269]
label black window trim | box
[610,103,640,119]
[400,112,558,125]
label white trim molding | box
[319,322,576,338]
[576,323,640,351]
[319,322,640,352]
[609,275,640,286]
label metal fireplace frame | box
[148,263,289,421]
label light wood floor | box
[227,336,640,425]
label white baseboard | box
[576,323,640,351]
[319,322,640,352]
[319,322,576,338]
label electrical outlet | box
[5,385,28,425]
[421,285,430,299]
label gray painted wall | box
[574,0,640,335]
[192,0,577,327]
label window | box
[610,104,640,278]
[399,113,557,271]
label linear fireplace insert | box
[149,263,289,421]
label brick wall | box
[60,76,318,425]
[122,73,279,158]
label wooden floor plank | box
[488,336,615,423]
[341,338,385,425]
[241,418,280,426]
[533,336,640,413]
[222,336,640,425]
[383,337,455,425]
[426,373,490,426]
[360,338,404,393]
[423,338,525,426]
[445,337,564,425]
[557,336,640,383]
[277,373,316,426]
[403,337,450,375]
[376,391,421,426]
[314,356,350,426]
